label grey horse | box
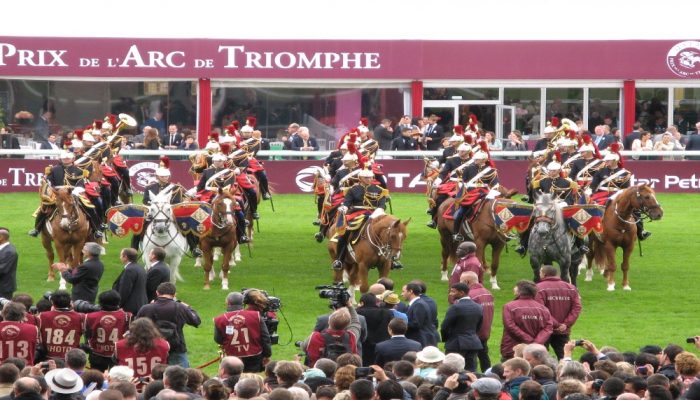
[528,193,580,285]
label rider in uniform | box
[313,152,361,242]
[332,168,391,270]
[567,137,604,197]
[452,149,499,242]
[227,149,260,220]
[590,146,651,240]
[239,133,272,200]
[426,142,472,229]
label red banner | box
[0,159,699,194]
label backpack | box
[154,309,183,352]
[320,330,352,361]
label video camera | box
[73,300,102,313]
[315,283,351,309]
[242,288,281,345]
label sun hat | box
[45,368,84,394]
[416,346,445,364]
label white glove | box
[338,205,348,214]
[72,186,85,196]
[432,178,442,188]
[323,174,331,182]
[584,187,592,196]
[486,188,500,200]
[233,167,241,175]
[370,208,385,219]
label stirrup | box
[28,229,39,237]
[252,212,260,220]
[515,245,527,257]
[391,261,404,270]
[426,220,437,229]
[95,231,104,238]
[638,231,651,241]
[312,219,321,226]
[192,248,203,257]
[452,234,464,242]
[239,235,250,244]
[314,232,324,243]
[263,193,271,200]
[579,245,590,254]
[331,260,343,271]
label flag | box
[493,200,533,234]
[562,205,605,238]
[173,202,214,238]
[106,205,148,237]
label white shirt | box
[0,242,9,252]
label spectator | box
[440,282,483,372]
[414,346,444,380]
[0,228,19,300]
[53,242,104,303]
[658,344,683,380]
[274,361,304,389]
[502,357,531,400]
[374,318,422,367]
[535,265,582,360]
[304,305,360,366]
[290,127,319,151]
[449,242,483,303]
[356,293,393,366]
[0,302,38,365]
[600,377,625,400]
[38,291,85,360]
[114,318,169,379]
[624,122,643,150]
[45,368,84,399]
[145,247,170,303]
[0,363,19,396]
[653,132,675,160]
[185,368,204,395]
[284,123,300,150]
[391,126,418,152]
[631,131,653,160]
[519,380,544,400]
[143,111,166,137]
[162,366,192,396]
[143,128,161,150]
[374,119,395,150]
[593,125,615,150]
[471,377,503,400]
[64,349,86,375]
[179,135,199,151]
[402,283,439,347]
[10,377,43,400]
[33,109,52,143]
[686,122,700,160]
[161,125,182,150]
[136,282,202,367]
[112,248,148,315]
[461,271,494,372]
[379,291,407,321]
[505,130,528,152]
[40,133,61,151]
[500,280,553,360]
[423,115,444,151]
[484,131,503,151]
[131,126,149,149]
[108,382,137,400]
[218,356,244,392]
[202,379,228,400]
[84,290,132,372]
[675,352,700,389]
[233,378,261,400]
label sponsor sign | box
[1,159,699,194]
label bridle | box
[615,186,662,225]
[365,218,404,261]
[212,195,235,231]
[57,194,80,231]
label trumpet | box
[114,113,137,134]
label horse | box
[528,194,579,285]
[328,213,410,298]
[140,189,188,283]
[435,187,518,289]
[588,184,663,291]
[199,191,238,290]
[40,187,91,289]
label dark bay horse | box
[589,184,663,291]
[41,187,91,288]
[328,213,410,298]
[200,191,239,290]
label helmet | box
[205,141,221,151]
[59,151,75,160]
[578,144,595,153]
[448,134,464,143]
[457,143,471,152]
[472,151,488,160]
[533,150,546,158]
[342,153,358,162]
[212,153,227,162]
[359,169,374,178]
[82,132,95,143]
[603,152,620,162]
[155,167,171,177]
[240,125,254,133]
[547,161,562,171]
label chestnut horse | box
[328,213,410,298]
[588,184,663,291]
[41,187,91,289]
[199,191,238,290]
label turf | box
[1,192,698,373]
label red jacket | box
[306,328,358,366]
[449,254,484,303]
[535,277,582,335]
[468,284,494,341]
[500,296,553,359]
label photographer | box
[304,300,361,366]
[213,291,272,373]
[37,290,85,361]
[136,282,201,367]
[0,302,39,365]
[84,290,133,371]
[313,285,368,360]
[433,372,480,400]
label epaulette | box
[531,179,542,189]
[569,180,579,191]
[44,166,52,175]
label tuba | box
[547,118,578,151]
[107,114,137,154]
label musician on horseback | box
[427,141,472,229]
[239,118,272,200]
[228,149,260,220]
[29,151,104,238]
[452,149,499,242]
[524,150,548,204]
[331,168,391,271]
[590,145,651,240]
[567,137,604,195]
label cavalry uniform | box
[590,165,631,206]
[240,138,271,200]
[228,150,260,220]
[426,143,472,229]
[453,155,499,241]
[524,152,547,203]
[533,175,579,206]
[143,181,186,205]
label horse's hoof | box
[229,259,236,267]
[623,285,632,291]
[440,271,448,281]
[59,285,66,291]
[607,284,615,291]
[585,270,593,281]
[222,281,229,290]
[234,254,242,262]
[194,257,202,268]
[203,284,211,290]
[47,276,55,282]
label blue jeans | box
[168,351,190,368]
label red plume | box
[359,117,369,127]
[209,132,219,142]
[358,154,368,169]
[232,120,240,130]
[464,135,473,145]
[106,114,117,127]
[246,116,256,127]
[336,132,348,149]
[551,117,560,127]
[225,125,236,135]
[453,125,464,134]
[93,120,103,129]
[609,142,621,153]
[220,143,231,155]
[159,155,170,169]
[554,150,561,163]
[567,130,577,140]
[582,134,592,145]
[75,129,84,140]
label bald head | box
[616,394,641,400]
[220,356,244,378]
[14,377,41,397]
[0,228,9,243]
[226,292,244,308]
[460,271,479,286]
[368,284,386,296]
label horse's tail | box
[592,238,606,270]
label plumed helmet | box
[578,144,595,153]
[240,125,254,133]
[205,141,221,151]
[457,143,472,152]
[603,152,619,162]
[59,151,75,160]
[212,153,227,162]
[155,167,171,177]
[359,168,374,178]
[547,161,562,171]
[448,134,464,143]
[342,153,358,162]
[472,151,488,160]
[82,132,95,143]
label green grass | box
[2,192,699,373]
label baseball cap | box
[471,378,502,395]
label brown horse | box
[41,187,91,288]
[328,213,410,298]
[199,191,238,290]
[588,184,663,291]
[436,194,516,290]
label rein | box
[57,197,81,231]
[364,218,402,261]
[144,202,188,253]
[614,187,661,225]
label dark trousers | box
[89,353,115,372]
[478,339,491,372]
[243,188,258,213]
[547,333,570,360]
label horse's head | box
[533,193,563,234]
[148,191,174,235]
[386,217,410,262]
[631,184,664,221]
[54,187,77,230]
[213,191,236,228]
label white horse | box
[141,189,188,282]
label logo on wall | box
[295,166,325,193]
[667,41,700,77]
[128,162,159,194]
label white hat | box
[108,366,134,382]
[457,143,471,152]
[604,152,620,161]
[102,121,113,130]
[359,169,374,178]
[212,153,227,162]
[416,346,445,364]
[59,151,75,159]
[91,129,102,136]
[547,161,562,171]
[205,141,221,150]
[358,126,370,134]
[155,167,171,177]
[472,151,488,160]
[429,160,440,169]
[556,138,570,147]
[82,132,95,142]
[342,153,358,162]
[45,368,84,394]
[448,134,464,142]
[241,125,254,133]
[219,135,235,144]
[578,144,595,153]
[71,139,83,148]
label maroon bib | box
[86,310,132,357]
[214,310,263,357]
[38,311,85,359]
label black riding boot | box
[453,207,468,242]
[256,171,271,200]
[236,212,249,243]
[108,176,120,205]
[29,212,49,237]
[314,195,324,225]
[516,228,531,257]
[332,234,348,270]
[84,207,103,238]
[635,214,651,240]
[130,233,142,250]
[244,188,259,219]
[186,233,202,257]
[574,236,589,254]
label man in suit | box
[624,122,643,150]
[33,109,52,143]
[685,122,700,160]
[441,283,484,372]
[146,247,171,302]
[53,242,105,303]
[374,119,395,151]
[0,228,18,300]
[290,127,319,151]
[112,248,148,315]
[423,115,445,151]
[410,280,439,339]
[402,282,438,347]
[161,124,183,150]
[0,128,20,150]
[592,125,615,150]
[374,318,422,367]
[40,133,61,150]
[356,293,394,366]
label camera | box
[316,283,351,309]
[0,297,11,308]
[687,337,697,344]
[636,366,648,374]
[40,362,50,372]
[355,367,373,378]
[457,373,473,384]
[241,288,281,345]
[73,300,102,313]
[575,340,585,346]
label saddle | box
[442,198,485,223]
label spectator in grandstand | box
[375,119,395,151]
[114,318,170,379]
[423,114,444,151]
[653,132,676,160]
[391,126,418,152]
[0,228,18,300]
[284,123,300,150]
[143,128,161,150]
[53,242,104,303]
[179,134,199,151]
[484,131,503,151]
[290,127,319,151]
[593,125,615,150]
[631,131,653,160]
[161,124,183,150]
[143,111,166,136]
[33,109,52,143]
[131,126,149,149]
[685,122,700,160]
[0,127,20,160]
[39,133,61,151]
[504,130,528,152]
[624,122,643,150]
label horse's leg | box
[213,247,221,261]
[41,231,55,282]
[604,243,618,291]
[56,243,68,290]
[490,241,504,290]
[569,251,582,287]
[621,243,634,291]
[234,244,242,263]
[477,239,498,290]
[529,254,541,283]
[585,241,596,281]
[347,264,361,303]
[439,231,451,281]
[358,261,371,294]
[202,242,214,290]
[221,245,232,291]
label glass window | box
[672,88,700,134]
[636,88,668,134]
[211,86,406,149]
[424,88,498,101]
[505,88,541,136]
[589,88,620,130]
[546,88,583,124]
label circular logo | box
[54,315,72,327]
[1,325,20,339]
[128,162,159,194]
[666,41,700,77]
[295,166,324,193]
[100,315,117,328]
